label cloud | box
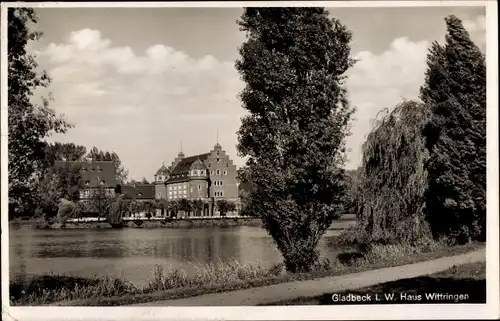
[35,29,245,180]
[35,29,432,179]
[463,15,486,33]
[345,37,429,168]
[462,14,486,49]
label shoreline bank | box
[12,214,357,229]
[15,217,264,229]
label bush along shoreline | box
[9,240,483,306]
[28,217,264,229]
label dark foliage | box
[8,8,71,216]
[86,146,129,184]
[236,8,355,272]
[340,101,433,246]
[216,199,237,217]
[420,15,486,241]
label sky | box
[28,6,486,181]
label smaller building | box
[54,159,117,200]
[121,183,156,218]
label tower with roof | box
[154,162,170,200]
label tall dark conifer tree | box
[420,15,486,241]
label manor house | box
[154,142,240,217]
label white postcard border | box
[1,1,498,320]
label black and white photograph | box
[1,1,498,320]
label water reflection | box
[10,223,349,286]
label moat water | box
[9,219,354,286]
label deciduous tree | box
[86,146,129,184]
[216,200,236,217]
[192,199,205,217]
[340,101,432,246]
[236,8,355,272]
[8,8,71,216]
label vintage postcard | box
[1,1,498,320]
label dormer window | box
[138,193,143,196]
[100,181,105,185]
[85,181,90,186]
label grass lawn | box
[262,261,486,305]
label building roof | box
[122,184,155,200]
[54,160,117,188]
[165,175,190,184]
[168,153,210,177]
[191,158,207,170]
[155,164,169,175]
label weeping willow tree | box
[343,100,433,246]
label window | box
[100,181,105,185]
[82,168,87,172]
[223,170,227,176]
[220,181,224,186]
[90,168,95,172]
[194,170,198,176]
[200,170,204,175]
[85,181,90,186]
[98,167,103,172]
[216,169,220,175]
[217,158,220,163]
[198,185,201,190]
[191,187,193,193]
[183,185,186,189]
[210,170,214,175]
[169,191,172,195]
[183,190,186,195]
[217,151,219,155]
